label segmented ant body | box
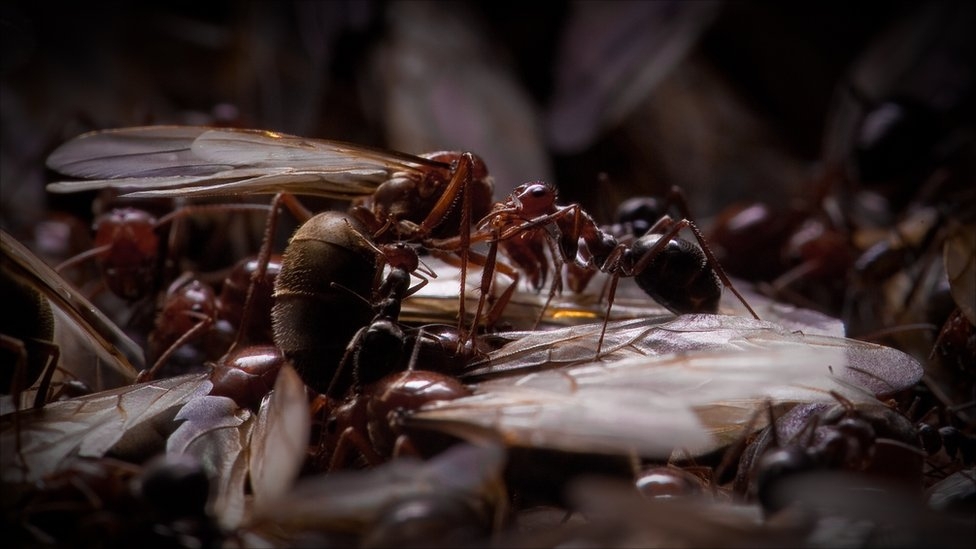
[736,395,925,515]
[45,127,497,337]
[470,182,758,347]
[45,127,761,353]
[271,210,398,396]
[207,344,286,412]
[284,223,476,470]
[313,368,472,472]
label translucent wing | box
[1,373,211,483]
[1,230,143,401]
[249,365,310,510]
[410,314,923,458]
[461,315,920,396]
[166,393,253,528]
[45,126,452,199]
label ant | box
[468,182,760,351]
[55,202,273,303]
[137,252,282,382]
[737,393,925,515]
[45,127,760,353]
[304,236,474,471]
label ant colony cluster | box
[1,125,970,548]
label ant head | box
[511,182,557,216]
[380,242,420,272]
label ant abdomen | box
[629,234,721,314]
[272,211,378,394]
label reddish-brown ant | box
[736,393,925,515]
[302,244,473,471]
[46,127,498,338]
[45,127,761,350]
[269,217,476,469]
[139,253,282,382]
[469,182,760,350]
[46,126,760,361]
[312,368,472,472]
[55,203,272,303]
[207,344,287,412]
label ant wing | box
[166,392,253,529]
[403,257,847,335]
[0,372,211,483]
[463,315,922,398]
[248,365,310,510]
[1,230,143,404]
[159,365,307,530]
[510,315,925,396]
[46,126,452,199]
[412,315,922,458]
[413,346,867,459]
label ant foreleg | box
[330,426,385,472]
[228,192,310,356]
[418,153,476,333]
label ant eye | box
[530,185,548,198]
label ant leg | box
[470,232,502,339]
[403,273,430,297]
[477,244,523,331]
[403,254,439,297]
[417,153,475,236]
[1,335,29,407]
[139,314,214,382]
[391,434,422,458]
[329,426,385,472]
[54,245,109,275]
[531,234,566,330]
[593,244,631,357]
[711,403,765,490]
[326,325,368,398]
[427,245,520,340]
[30,342,60,409]
[660,185,696,222]
[2,335,58,410]
[418,154,476,335]
[227,192,311,356]
[679,219,759,319]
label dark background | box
[1,0,975,531]
[2,0,973,238]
